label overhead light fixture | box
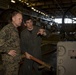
[19,0,21,1]
[11,0,15,3]
[19,0,48,16]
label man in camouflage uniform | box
[0,9,22,75]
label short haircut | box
[23,15,32,23]
[9,9,22,22]
[0,9,22,23]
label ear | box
[12,16,15,21]
[24,23,26,26]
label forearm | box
[43,29,50,37]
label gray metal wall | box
[57,41,76,75]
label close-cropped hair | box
[1,9,22,23]
[9,9,22,22]
[23,15,33,23]
[0,9,22,29]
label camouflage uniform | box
[0,23,21,75]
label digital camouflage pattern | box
[0,23,21,75]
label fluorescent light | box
[11,0,15,3]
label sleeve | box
[0,27,8,53]
[20,31,27,53]
[45,29,51,37]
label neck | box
[27,27,33,31]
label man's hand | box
[37,29,46,36]
[25,52,32,59]
[8,50,17,57]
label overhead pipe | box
[61,4,76,40]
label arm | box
[24,52,52,70]
[0,27,7,52]
[0,26,17,57]
[20,31,27,53]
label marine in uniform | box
[0,9,22,75]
